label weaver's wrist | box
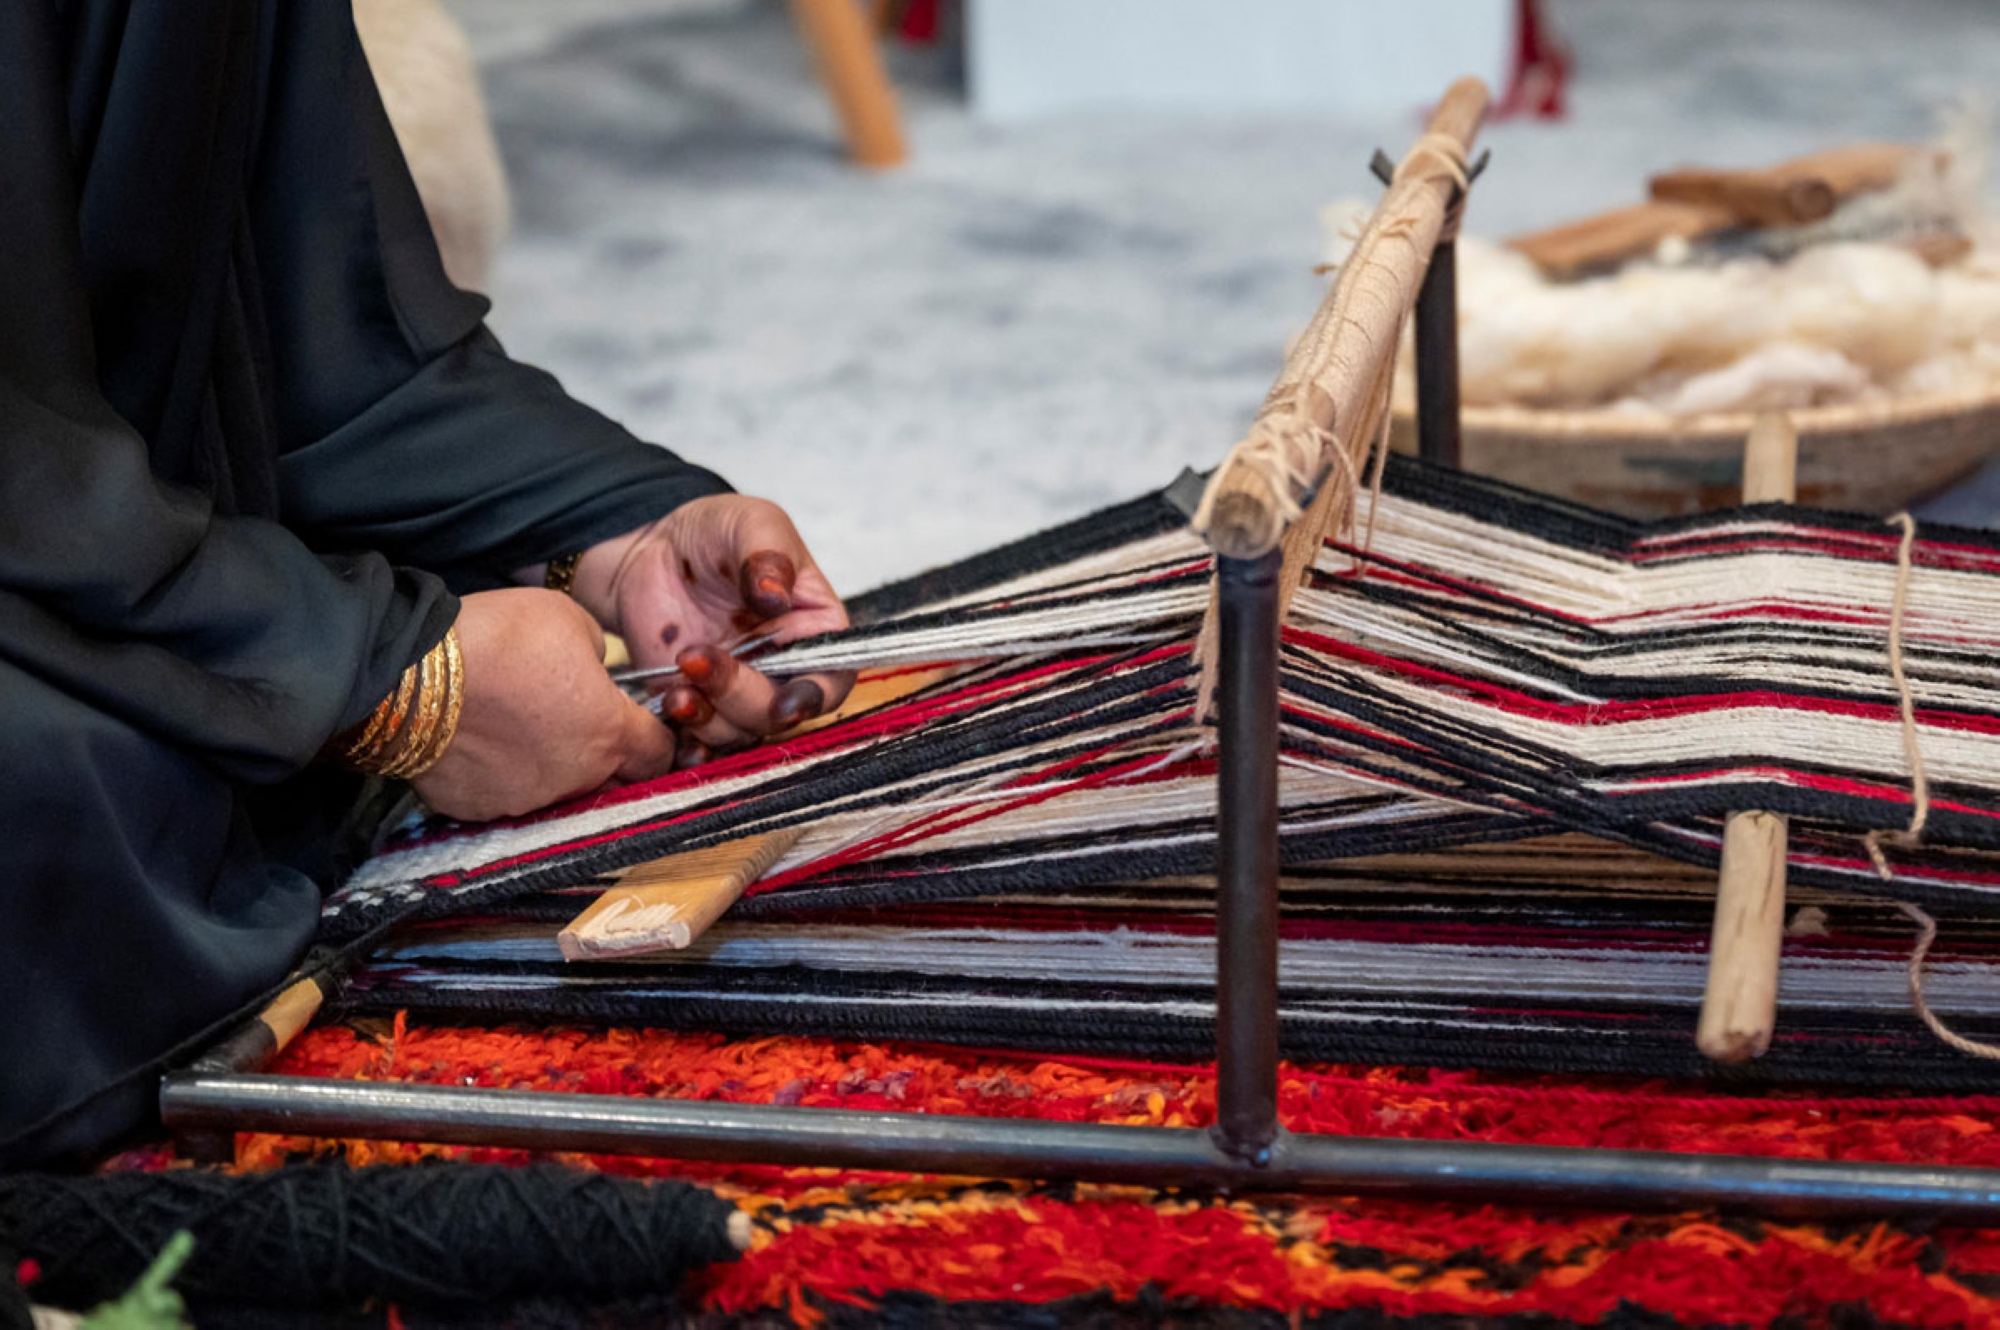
[324,627,467,781]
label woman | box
[0,1,849,1164]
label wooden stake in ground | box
[1695,411,1798,1063]
[791,0,907,168]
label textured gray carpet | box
[470,0,2000,590]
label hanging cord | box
[1865,512,1931,878]
[1852,512,1993,1057]
[1898,900,2000,1060]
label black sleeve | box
[0,3,453,785]
[253,5,731,594]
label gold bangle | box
[399,629,466,779]
[380,652,444,781]
[544,551,585,596]
[340,663,417,769]
[329,628,467,780]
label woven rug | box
[166,1017,2000,1326]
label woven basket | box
[1390,385,2000,518]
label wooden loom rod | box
[1695,411,1798,1064]
[1197,77,1490,565]
[1192,78,1489,718]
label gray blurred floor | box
[464,0,2000,590]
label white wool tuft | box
[1332,108,2000,417]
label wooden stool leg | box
[790,0,907,168]
[1696,411,1798,1062]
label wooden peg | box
[1696,411,1796,1063]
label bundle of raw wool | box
[1326,109,2000,416]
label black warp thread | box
[0,1162,739,1313]
[332,955,2000,1092]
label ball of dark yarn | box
[0,1162,739,1311]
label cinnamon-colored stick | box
[1508,200,1735,279]
[1696,411,1797,1063]
[1649,170,1835,228]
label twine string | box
[1865,512,1931,878]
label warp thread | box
[0,1163,742,1313]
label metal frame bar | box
[158,150,2000,1220]
[161,1073,2000,1220]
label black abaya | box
[0,1,728,1162]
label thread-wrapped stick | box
[1193,77,1489,564]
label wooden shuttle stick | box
[1649,144,1923,228]
[190,975,328,1074]
[1695,412,1798,1063]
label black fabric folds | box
[0,0,728,1163]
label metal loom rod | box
[1213,551,1284,1163]
[158,1072,2000,1222]
[1414,217,1463,469]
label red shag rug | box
[182,1018,2000,1327]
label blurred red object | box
[1496,0,1570,120]
[887,0,939,44]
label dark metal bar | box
[1213,551,1284,1164]
[1414,235,1461,468]
[160,1073,2000,1222]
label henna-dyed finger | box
[661,686,713,730]
[677,644,783,736]
[739,549,796,620]
[771,678,824,730]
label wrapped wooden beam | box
[1194,77,1488,565]
[1192,77,1489,708]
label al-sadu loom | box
[162,79,2000,1219]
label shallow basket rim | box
[1402,383,2000,441]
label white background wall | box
[968,0,1514,122]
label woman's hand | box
[571,496,854,765]
[413,588,678,821]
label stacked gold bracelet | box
[333,627,466,780]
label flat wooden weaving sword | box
[557,665,956,960]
